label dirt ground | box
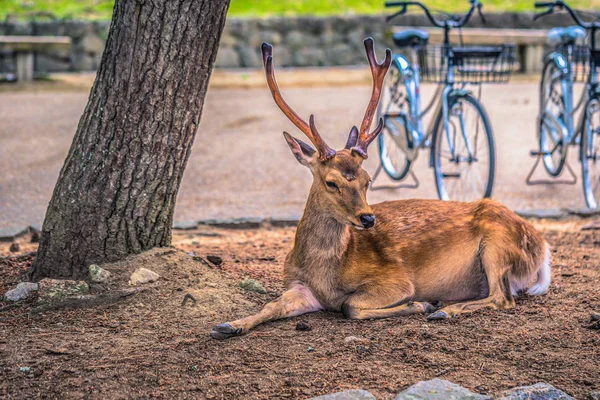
[0,219,599,399]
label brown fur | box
[210,150,549,340]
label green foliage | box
[1,0,599,20]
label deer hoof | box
[427,310,449,321]
[210,323,243,340]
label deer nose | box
[360,214,375,229]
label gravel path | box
[0,78,590,229]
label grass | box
[0,0,599,20]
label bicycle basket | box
[417,44,516,84]
[553,44,593,83]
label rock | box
[270,215,301,227]
[497,383,573,400]
[344,336,367,344]
[0,226,29,242]
[239,279,267,294]
[395,379,491,400]
[237,46,262,68]
[515,209,566,219]
[38,279,89,303]
[206,255,223,266]
[199,217,263,229]
[214,47,240,69]
[591,312,600,321]
[3,282,39,302]
[129,268,160,285]
[581,221,600,231]
[588,392,600,400]
[89,264,111,283]
[307,389,376,400]
[564,207,600,217]
[173,220,198,230]
[9,242,20,253]
[296,321,312,331]
[30,230,40,243]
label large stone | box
[237,46,262,68]
[515,209,566,219]
[3,282,39,302]
[239,279,266,294]
[0,226,29,242]
[173,220,198,230]
[588,392,600,400]
[81,33,106,56]
[294,47,326,67]
[497,383,573,400]
[129,268,160,285]
[38,279,89,303]
[308,389,376,400]
[214,47,240,69]
[395,379,491,400]
[89,264,111,283]
[199,217,262,229]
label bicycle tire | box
[432,93,496,201]
[538,57,568,177]
[377,62,412,181]
[580,98,600,209]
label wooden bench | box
[0,36,71,82]
[394,28,548,73]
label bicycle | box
[531,0,600,209]
[375,0,516,201]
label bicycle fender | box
[545,51,569,75]
[392,54,412,77]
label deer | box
[210,38,552,340]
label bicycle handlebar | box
[385,0,484,28]
[532,0,600,28]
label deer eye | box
[326,181,339,190]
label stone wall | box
[0,12,574,73]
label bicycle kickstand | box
[525,150,577,185]
[370,164,420,191]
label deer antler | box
[351,38,391,159]
[261,43,336,161]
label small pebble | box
[206,255,223,266]
[9,242,20,253]
[307,346,314,352]
[295,321,312,331]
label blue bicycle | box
[377,0,515,201]
[533,0,600,208]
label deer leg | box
[428,258,515,320]
[342,280,436,320]
[210,282,322,340]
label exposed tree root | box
[30,288,146,314]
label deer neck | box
[292,188,351,270]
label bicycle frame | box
[389,44,476,166]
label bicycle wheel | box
[581,98,600,209]
[432,93,495,201]
[377,62,412,181]
[539,58,568,177]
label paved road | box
[0,79,589,229]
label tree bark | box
[30,0,230,280]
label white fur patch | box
[526,243,552,296]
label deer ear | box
[283,132,316,168]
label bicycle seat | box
[547,26,586,46]
[393,29,429,48]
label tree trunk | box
[30,0,231,280]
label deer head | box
[262,38,391,230]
